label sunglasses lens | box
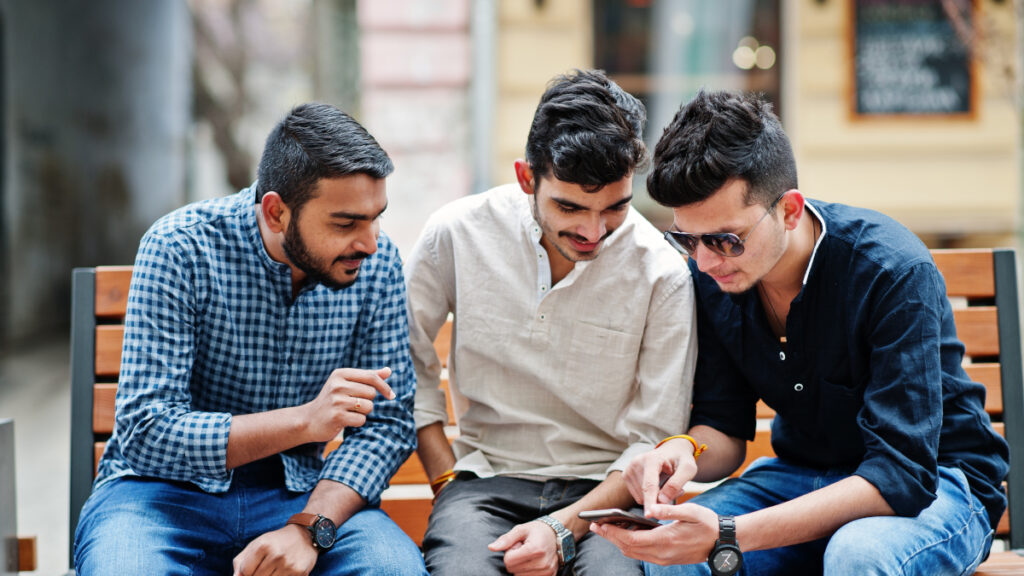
[664,231,699,254]
[704,234,744,257]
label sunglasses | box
[663,193,786,258]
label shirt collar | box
[803,200,827,286]
[243,182,292,278]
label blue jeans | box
[424,474,643,575]
[645,458,993,576]
[74,457,427,576]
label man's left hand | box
[590,502,718,566]
[488,520,561,576]
[232,524,319,576]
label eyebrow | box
[329,203,388,221]
[553,195,633,211]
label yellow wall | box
[492,0,1020,246]
[788,0,1019,246]
[493,0,594,186]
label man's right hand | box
[302,367,395,443]
[623,439,698,515]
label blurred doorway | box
[594,0,783,143]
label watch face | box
[313,516,337,549]
[560,533,576,563]
[712,548,741,574]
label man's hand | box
[487,520,561,576]
[590,502,718,566]
[302,367,395,443]
[623,438,698,515]
[232,524,319,576]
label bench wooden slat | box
[93,383,117,434]
[16,536,36,572]
[975,551,1024,575]
[932,249,996,299]
[93,442,105,476]
[391,452,429,485]
[95,325,124,378]
[964,364,1004,415]
[94,266,133,320]
[435,319,453,369]
[955,307,1000,358]
[380,499,432,547]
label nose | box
[690,241,723,272]
[354,221,380,255]
[578,212,607,243]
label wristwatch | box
[537,515,576,566]
[708,515,742,576]
[287,512,337,552]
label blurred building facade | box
[0,0,1020,346]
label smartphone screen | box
[578,508,660,530]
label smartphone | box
[578,508,661,530]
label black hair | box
[525,69,647,192]
[255,102,394,209]
[647,89,797,208]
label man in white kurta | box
[406,70,698,576]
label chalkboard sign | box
[852,0,975,117]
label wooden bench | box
[68,248,1024,572]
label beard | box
[281,216,369,290]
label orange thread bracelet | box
[655,434,707,460]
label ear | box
[514,160,535,195]
[779,189,805,232]
[260,191,291,234]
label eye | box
[555,204,579,214]
[334,222,356,230]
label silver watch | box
[537,515,576,566]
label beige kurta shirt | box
[406,184,697,480]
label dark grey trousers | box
[422,474,643,576]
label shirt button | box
[779,351,786,361]
[539,314,546,320]
[794,383,804,392]
[541,285,548,292]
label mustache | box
[559,230,612,244]
[334,251,372,265]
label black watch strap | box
[708,515,742,576]
[718,515,737,545]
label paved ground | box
[0,335,71,576]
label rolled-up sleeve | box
[854,262,945,517]
[608,268,697,473]
[406,217,457,430]
[116,232,233,482]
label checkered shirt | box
[93,186,416,504]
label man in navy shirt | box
[593,89,1009,575]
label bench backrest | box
[67,248,1024,563]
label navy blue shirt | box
[689,200,1009,529]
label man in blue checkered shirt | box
[74,103,427,576]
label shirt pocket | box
[563,320,642,422]
[816,377,866,462]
